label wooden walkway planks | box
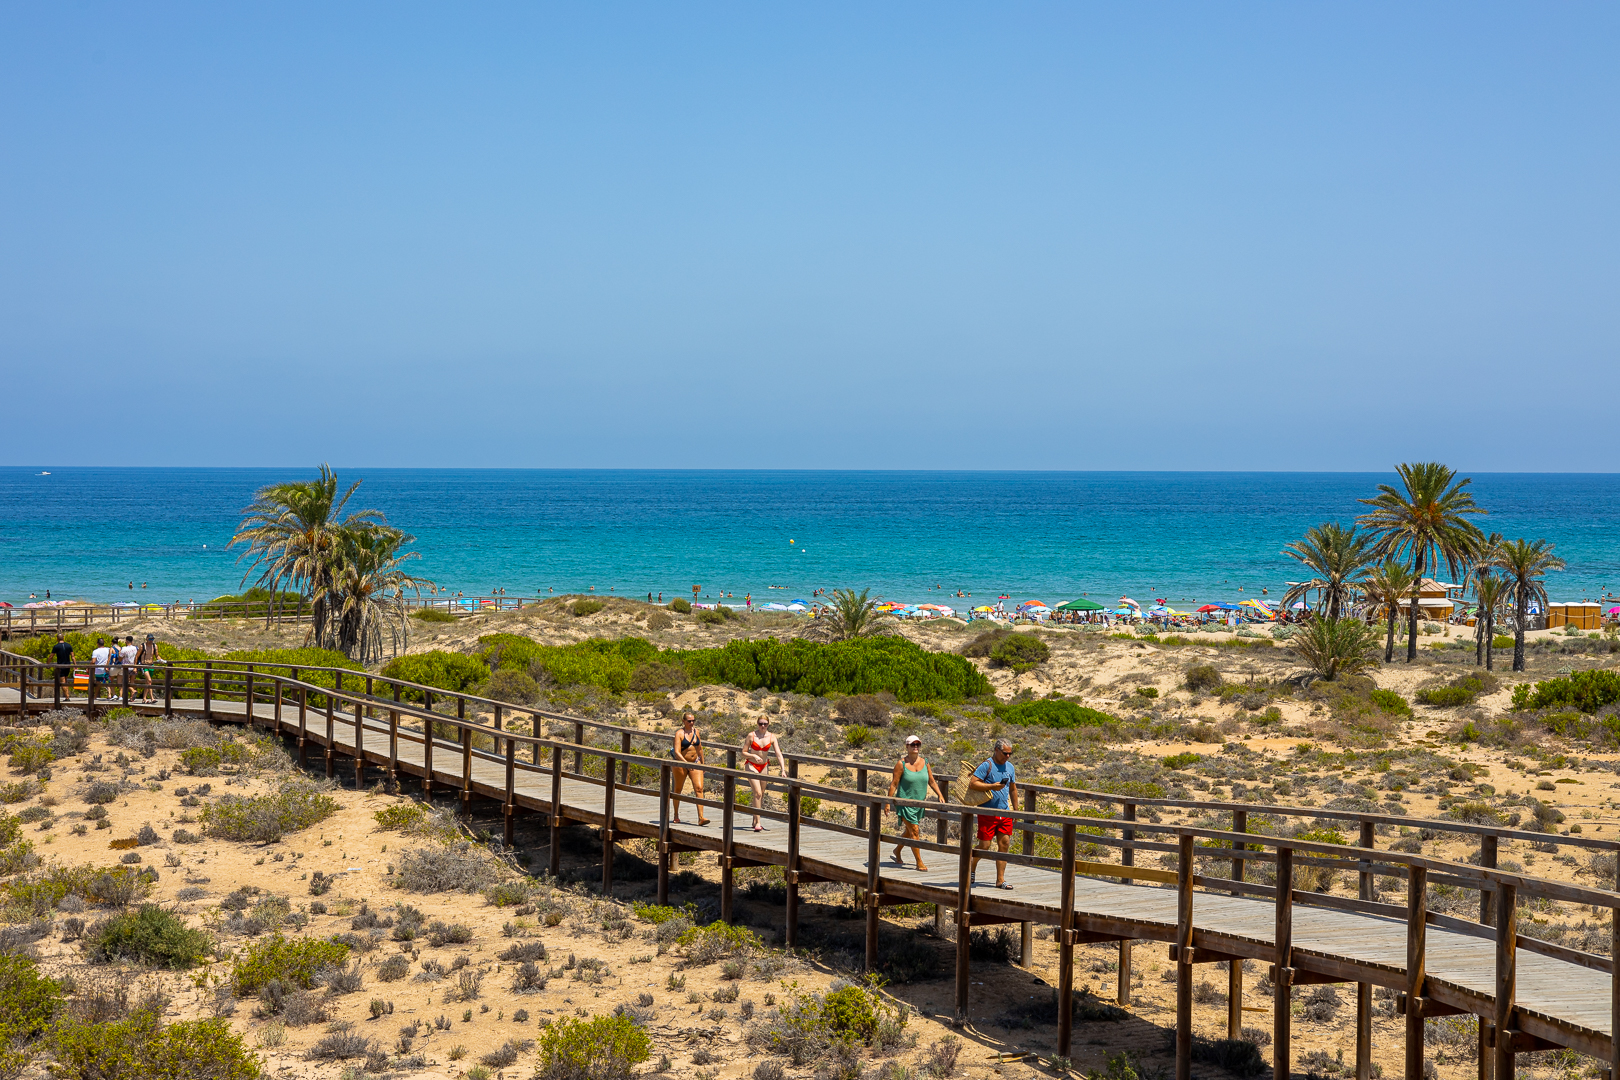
[3,686,1615,1060]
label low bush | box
[1512,669,1620,714]
[231,934,350,997]
[394,843,499,893]
[373,803,431,833]
[484,669,539,704]
[988,634,1050,673]
[8,742,54,775]
[1184,664,1222,692]
[376,955,410,982]
[0,952,61,1076]
[426,921,473,947]
[571,599,605,617]
[412,608,458,624]
[991,700,1117,730]
[4,864,151,910]
[668,598,692,614]
[49,1010,260,1080]
[84,781,120,806]
[201,781,339,842]
[1417,673,1496,708]
[844,726,875,749]
[87,905,212,968]
[833,694,891,728]
[1368,689,1412,718]
[677,922,761,965]
[377,651,491,701]
[535,1013,651,1080]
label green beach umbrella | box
[1057,597,1105,611]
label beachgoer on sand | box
[968,739,1018,889]
[742,717,787,832]
[887,735,943,870]
[670,712,709,826]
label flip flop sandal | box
[994,882,1015,890]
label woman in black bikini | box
[670,712,709,825]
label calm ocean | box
[0,470,1615,609]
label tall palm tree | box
[1492,538,1565,672]
[323,524,435,663]
[231,464,380,642]
[1465,531,1505,666]
[1281,523,1375,620]
[1357,463,1484,662]
[1361,559,1417,663]
[1472,573,1510,671]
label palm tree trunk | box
[1484,611,1494,671]
[1513,588,1528,672]
[1475,611,1484,667]
[1406,551,1425,662]
[1384,601,1397,662]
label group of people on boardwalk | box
[51,632,162,703]
[664,711,1020,887]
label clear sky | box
[2,4,1616,470]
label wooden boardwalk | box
[2,670,1617,1080]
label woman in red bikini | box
[742,716,787,832]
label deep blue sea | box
[0,470,1615,609]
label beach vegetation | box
[379,651,489,700]
[988,633,1049,673]
[627,661,688,692]
[1292,617,1380,681]
[188,588,305,621]
[802,588,892,643]
[571,599,604,617]
[483,669,539,704]
[1357,463,1484,663]
[668,598,691,614]
[1281,522,1375,620]
[1471,571,1510,670]
[992,699,1117,730]
[50,1010,260,1080]
[1416,673,1495,708]
[1491,538,1566,672]
[1512,670,1620,714]
[200,780,339,842]
[86,904,213,968]
[1361,559,1418,663]
[393,842,500,893]
[1183,664,1221,693]
[231,934,350,997]
[832,694,891,727]
[535,1013,651,1080]
[411,607,458,623]
[697,605,740,625]
[0,952,62,1077]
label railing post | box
[865,798,881,972]
[721,749,736,924]
[423,692,434,794]
[1175,832,1194,1080]
[657,764,672,906]
[1057,822,1077,1060]
[460,723,473,816]
[298,687,308,766]
[202,661,212,719]
[1231,808,1248,1039]
[354,697,365,788]
[935,777,951,936]
[531,713,541,766]
[503,739,516,848]
[244,670,254,726]
[954,809,973,1027]
[601,743,617,896]
[86,663,96,720]
[273,680,282,736]
[1020,786,1036,967]
[492,705,503,760]
[1496,881,1517,1080]
[548,743,563,878]
[389,710,399,786]
[163,663,172,716]
[785,776,801,949]
[54,658,62,711]
[1405,864,1428,1080]
[856,768,867,831]
[121,664,130,707]
[572,721,583,774]
[1360,819,1377,1080]
[324,695,335,779]
[1275,845,1294,1080]
[1119,801,1137,1004]
[619,731,630,785]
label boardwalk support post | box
[721,750,736,924]
[1020,786,1036,967]
[297,687,307,766]
[1119,801,1137,1004]
[1057,822,1077,1060]
[1360,819,1378,1080]
[548,744,563,878]
[503,740,516,848]
[203,661,212,719]
[602,744,617,896]
[1479,833,1498,1080]
[954,810,973,1027]
[354,699,365,788]
[423,694,434,795]
[163,665,172,717]
[785,777,801,949]
[1495,881,1516,1080]
[934,778,951,937]
[1176,832,1194,1080]
[324,697,335,779]
[865,798,881,972]
[1230,808,1248,1039]
[657,765,672,907]
[1275,845,1294,1080]
[1406,865,1428,1080]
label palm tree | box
[1357,463,1484,662]
[1361,559,1417,663]
[1282,523,1375,620]
[1465,531,1504,666]
[323,524,435,663]
[1293,617,1381,681]
[231,464,380,642]
[1492,538,1565,671]
[804,588,892,642]
[1472,573,1510,671]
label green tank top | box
[896,761,930,801]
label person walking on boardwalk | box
[90,638,113,690]
[50,635,73,698]
[887,734,944,870]
[669,712,710,826]
[134,633,160,703]
[742,716,787,832]
[967,738,1018,889]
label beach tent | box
[1057,598,1105,612]
[762,603,790,611]
[784,602,809,612]
[790,600,812,607]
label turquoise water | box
[1,469,1616,608]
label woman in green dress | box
[886,735,945,870]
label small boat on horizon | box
[36,471,49,476]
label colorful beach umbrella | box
[1197,605,1221,613]
[1057,598,1104,611]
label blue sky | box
[2,4,1616,469]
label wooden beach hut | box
[1547,602,1602,630]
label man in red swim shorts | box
[968,739,1018,889]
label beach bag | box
[955,761,993,807]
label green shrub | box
[4,863,151,909]
[1493,635,1514,650]
[992,700,1118,730]
[988,634,1050,673]
[0,953,61,1077]
[484,669,539,704]
[1161,753,1200,769]
[843,725,875,748]
[179,741,246,775]
[627,662,688,693]
[201,781,339,842]
[411,608,458,624]
[49,1009,259,1080]
[677,921,761,965]
[1134,686,1159,699]
[571,599,605,617]
[1417,686,1474,707]
[696,608,726,625]
[1448,801,1505,825]
[372,804,428,832]
[1512,669,1620,714]
[7,742,54,775]
[1184,665,1221,692]
[668,598,692,614]
[1368,689,1412,717]
[630,902,697,925]
[378,651,490,701]
[87,905,213,968]
[535,1013,651,1080]
[231,934,350,997]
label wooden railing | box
[2,648,1617,1079]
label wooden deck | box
[4,684,1614,1072]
